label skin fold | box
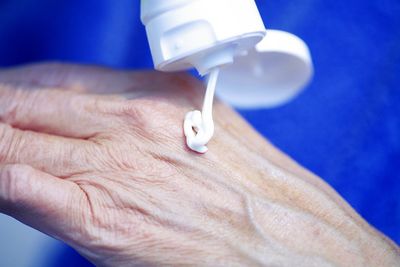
[0,63,398,266]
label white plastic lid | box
[216,30,313,109]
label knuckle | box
[103,98,179,143]
[120,99,184,142]
[0,87,37,126]
[0,124,16,162]
[0,164,33,205]
[82,95,102,114]
[0,103,17,125]
[83,95,121,120]
[0,87,19,124]
[121,100,147,122]
[0,124,25,164]
[117,100,151,131]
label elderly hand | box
[0,64,398,266]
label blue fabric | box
[0,0,398,265]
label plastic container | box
[141,0,313,108]
[141,0,266,75]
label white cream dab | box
[184,68,220,153]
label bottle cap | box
[216,30,313,108]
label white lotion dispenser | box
[140,0,267,75]
[141,0,313,152]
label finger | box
[0,63,149,93]
[0,83,117,139]
[0,164,86,244]
[0,123,91,177]
[0,62,203,95]
[0,63,113,91]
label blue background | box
[0,0,398,265]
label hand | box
[0,63,398,266]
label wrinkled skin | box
[0,64,398,267]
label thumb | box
[0,164,84,242]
